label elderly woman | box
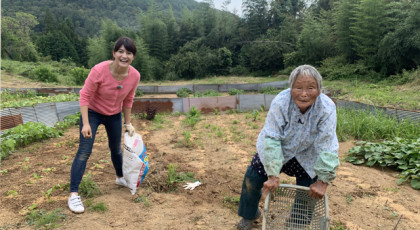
[237,65,339,230]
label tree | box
[1,12,39,61]
[289,12,335,66]
[140,3,169,61]
[163,5,180,55]
[350,0,388,69]
[333,0,358,61]
[242,0,270,41]
[87,20,125,67]
[378,1,420,75]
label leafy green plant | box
[346,138,420,189]
[7,190,18,197]
[183,106,201,127]
[0,90,79,109]
[25,208,66,229]
[43,184,61,199]
[176,88,193,98]
[1,122,60,160]
[79,173,102,198]
[33,173,43,179]
[54,113,80,132]
[228,88,244,95]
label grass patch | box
[336,108,420,141]
[222,196,240,211]
[25,208,66,229]
[166,164,196,187]
[324,77,420,111]
[90,202,108,212]
[133,194,151,207]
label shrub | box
[320,56,382,81]
[33,66,58,83]
[71,67,90,85]
[176,88,193,98]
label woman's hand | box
[309,180,328,199]
[262,176,280,201]
[81,124,92,138]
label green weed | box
[345,194,353,205]
[25,208,66,229]
[167,164,196,187]
[79,173,101,198]
[134,195,151,207]
[7,190,18,197]
[183,106,201,127]
[33,173,43,179]
[90,202,108,212]
[222,196,240,211]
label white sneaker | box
[68,194,84,213]
[115,177,128,187]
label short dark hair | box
[113,37,137,56]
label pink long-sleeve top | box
[79,61,141,115]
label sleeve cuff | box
[263,137,284,177]
[314,151,340,183]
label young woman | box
[68,37,140,213]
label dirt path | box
[0,112,419,230]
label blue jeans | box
[70,109,123,193]
[238,158,317,220]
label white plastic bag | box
[123,132,149,195]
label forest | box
[2,0,420,82]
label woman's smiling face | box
[112,45,134,67]
[291,74,320,113]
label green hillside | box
[1,0,203,36]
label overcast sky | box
[196,0,243,16]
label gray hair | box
[289,65,322,92]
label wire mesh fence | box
[1,97,419,133]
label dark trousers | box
[238,158,317,220]
[70,109,123,193]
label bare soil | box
[0,111,419,230]
[1,74,419,230]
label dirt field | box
[0,110,419,230]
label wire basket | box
[262,184,330,230]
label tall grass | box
[336,108,420,141]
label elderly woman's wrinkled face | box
[291,74,320,113]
